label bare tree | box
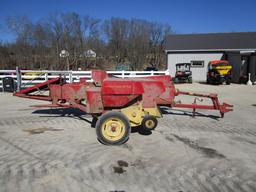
[148,23,172,69]
[6,16,35,68]
[2,12,173,71]
[126,19,151,70]
[82,15,102,69]
[46,13,83,70]
[103,18,129,64]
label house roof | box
[166,32,256,52]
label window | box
[191,60,204,68]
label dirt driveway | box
[0,83,256,192]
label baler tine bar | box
[174,90,233,117]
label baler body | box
[14,70,232,145]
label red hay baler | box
[14,70,233,145]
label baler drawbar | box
[14,70,233,145]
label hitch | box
[174,90,233,118]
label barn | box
[165,32,256,83]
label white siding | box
[167,53,223,81]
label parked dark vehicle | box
[174,63,192,83]
[207,60,232,85]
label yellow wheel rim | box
[145,119,155,129]
[101,117,126,141]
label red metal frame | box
[174,90,233,117]
[14,70,233,118]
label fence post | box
[69,72,73,83]
[151,70,154,76]
[16,66,21,92]
[44,73,48,81]
[122,70,125,78]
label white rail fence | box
[0,70,170,91]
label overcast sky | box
[1,0,256,42]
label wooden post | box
[69,72,73,83]
[67,57,70,71]
[16,66,21,92]
[45,73,48,81]
[122,70,125,78]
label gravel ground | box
[0,83,256,192]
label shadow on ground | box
[32,107,152,136]
[160,107,221,120]
[32,107,220,137]
[32,107,86,116]
[32,107,93,125]
[198,81,223,86]
[131,126,152,135]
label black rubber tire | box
[141,115,158,130]
[220,78,225,85]
[226,79,231,85]
[207,78,214,85]
[96,111,131,145]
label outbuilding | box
[166,32,256,83]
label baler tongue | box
[14,77,61,101]
[174,90,233,118]
[219,103,233,117]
